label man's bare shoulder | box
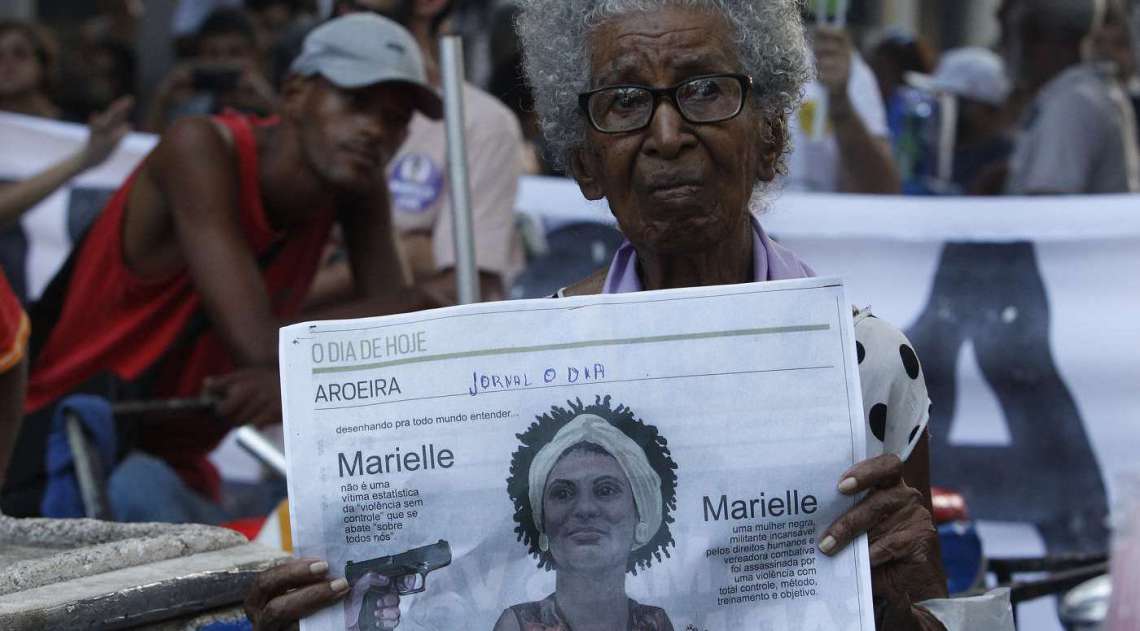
[151,116,235,170]
[559,268,607,297]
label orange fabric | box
[0,271,28,373]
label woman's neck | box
[637,219,754,291]
[554,566,629,630]
[0,92,60,119]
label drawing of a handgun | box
[345,539,452,594]
[344,540,452,630]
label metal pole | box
[439,36,480,305]
[937,93,959,185]
[234,427,288,478]
[65,411,113,520]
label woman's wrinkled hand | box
[244,558,351,631]
[818,454,948,631]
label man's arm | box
[815,28,901,194]
[151,117,280,366]
[301,177,427,321]
[832,103,901,195]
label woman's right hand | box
[244,558,351,631]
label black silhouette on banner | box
[0,182,113,303]
[907,242,1108,554]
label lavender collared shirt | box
[601,216,815,293]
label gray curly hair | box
[516,0,812,172]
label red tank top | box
[26,114,335,498]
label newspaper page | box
[279,277,875,631]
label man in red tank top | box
[1,14,442,519]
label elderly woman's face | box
[573,7,782,255]
[543,448,637,573]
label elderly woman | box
[244,2,978,630]
[496,397,678,630]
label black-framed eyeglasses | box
[578,73,753,134]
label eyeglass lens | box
[588,76,744,133]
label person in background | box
[79,0,144,52]
[258,0,322,88]
[60,38,136,124]
[0,20,132,238]
[1003,0,1140,194]
[246,0,309,50]
[1089,0,1140,140]
[0,20,61,120]
[1,14,440,521]
[310,0,525,304]
[869,29,936,144]
[0,99,132,230]
[486,2,551,175]
[906,48,1015,196]
[170,0,243,54]
[146,8,279,133]
[783,7,902,194]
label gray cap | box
[907,48,1011,106]
[291,13,443,119]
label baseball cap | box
[290,13,443,119]
[906,48,1012,106]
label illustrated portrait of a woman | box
[496,396,679,631]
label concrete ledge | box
[0,516,249,595]
[0,542,282,629]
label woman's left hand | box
[818,454,948,631]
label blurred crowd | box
[4,0,1138,202]
[0,0,1137,526]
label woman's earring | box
[539,533,549,551]
[635,521,650,542]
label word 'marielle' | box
[338,443,455,478]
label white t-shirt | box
[387,83,525,285]
[784,53,890,193]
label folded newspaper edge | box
[918,587,1014,631]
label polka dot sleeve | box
[853,309,930,463]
